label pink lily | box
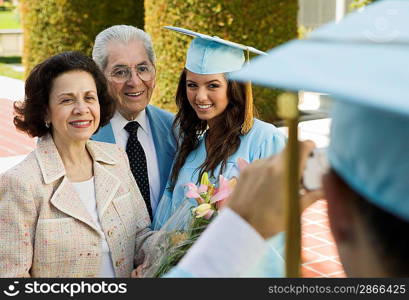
[185,183,205,204]
[198,184,208,194]
[211,175,233,204]
[204,209,215,220]
[185,183,200,198]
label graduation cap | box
[165,26,267,134]
[231,0,409,275]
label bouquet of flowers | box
[141,171,239,278]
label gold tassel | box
[277,92,301,278]
[241,50,254,134]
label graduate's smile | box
[195,103,214,112]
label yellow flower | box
[192,203,214,219]
[200,172,210,186]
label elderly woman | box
[0,51,155,277]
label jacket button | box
[107,230,114,237]
[115,260,122,267]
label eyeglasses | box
[107,64,155,83]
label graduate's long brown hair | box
[170,68,249,188]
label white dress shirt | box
[72,177,116,278]
[110,110,161,215]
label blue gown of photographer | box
[152,118,286,277]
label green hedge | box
[145,0,298,122]
[0,1,15,12]
[20,0,144,76]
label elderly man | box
[92,25,177,219]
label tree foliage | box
[20,0,144,76]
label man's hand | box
[227,141,322,239]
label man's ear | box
[323,171,357,245]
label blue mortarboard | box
[231,0,409,221]
[186,37,244,74]
[165,26,266,74]
[166,26,266,133]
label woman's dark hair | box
[14,51,115,137]
[170,68,249,187]
[331,169,409,277]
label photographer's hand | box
[227,140,322,239]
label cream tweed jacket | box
[0,134,157,277]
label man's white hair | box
[92,25,156,70]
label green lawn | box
[0,11,21,29]
[0,63,23,80]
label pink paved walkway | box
[301,200,345,277]
[0,98,36,156]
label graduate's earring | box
[45,110,51,128]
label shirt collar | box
[112,109,148,134]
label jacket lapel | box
[146,105,168,196]
[35,134,66,184]
[93,163,121,218]
[86,141,121,218]
[50,177,100,232]
[36,135,99,232]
